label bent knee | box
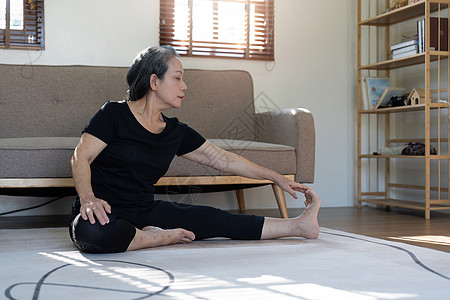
[70,214,136,253]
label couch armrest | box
[255,108,315,183]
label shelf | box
[389,183,449,192]
[359,198,450,210]
[359,0,448,26]
[359,51,450,70]
[361,154,424,159]
[361,154,450,159]
[360,102,450,113]
[388,138,449,143]
[361,104,426,113]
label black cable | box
[0,196,65,216]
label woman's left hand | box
[275,176,311,199]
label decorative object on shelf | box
[387,95,408,107]
[408,0,421,4]
[374,142,437,156]
[402,142,437,155]
[407,88,426,105]
[363,77,390,109]
[374,145,406,155]
[391,0,408,9]
[375,87,406,109]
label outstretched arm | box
[182,141,310,199]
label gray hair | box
[126,45,180,101]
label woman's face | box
[153,57,187,109]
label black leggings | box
[69,198,265,253]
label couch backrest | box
[0,64,129,138]
[167,69,256,140]
[0,64,256,140]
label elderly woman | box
[69,45,321,253]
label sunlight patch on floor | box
[271,284,417,300]
[390,235,450,246]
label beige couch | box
[0,64,315,218]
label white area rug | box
[1,227,449,300]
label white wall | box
[0,0,357,216]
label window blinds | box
[0,0,44,49]
[160,0,274,61]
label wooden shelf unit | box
[357,0,450,219]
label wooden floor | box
[1,206,450,253]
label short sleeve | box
[176,123,206,156]
[82,101,117,144]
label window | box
[0,0,44,49]
[160,0,274,61]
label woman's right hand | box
[79,195,111,225]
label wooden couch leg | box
[235,189,246,213]
[272,184,289,218]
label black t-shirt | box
[82,101,206,211]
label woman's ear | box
[149,74,158,91]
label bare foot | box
[260,190,321,240]
[127,226,195,251]
[294,190,321,239]
[142,226,196,245]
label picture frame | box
[364,77,390,109]
[361,77,369,110]
[374,87,406,109]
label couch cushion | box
[1,138,295,180]
[0,137,79,178]
[166,139,296,177]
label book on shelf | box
[417,19,423,52]
[390,38,418,60]
[416,17,448,52]
[393,44,418,55]
[392,48,419,59]
[430,17,448,51]
[390,39,416,51]
[361,77,390,110]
